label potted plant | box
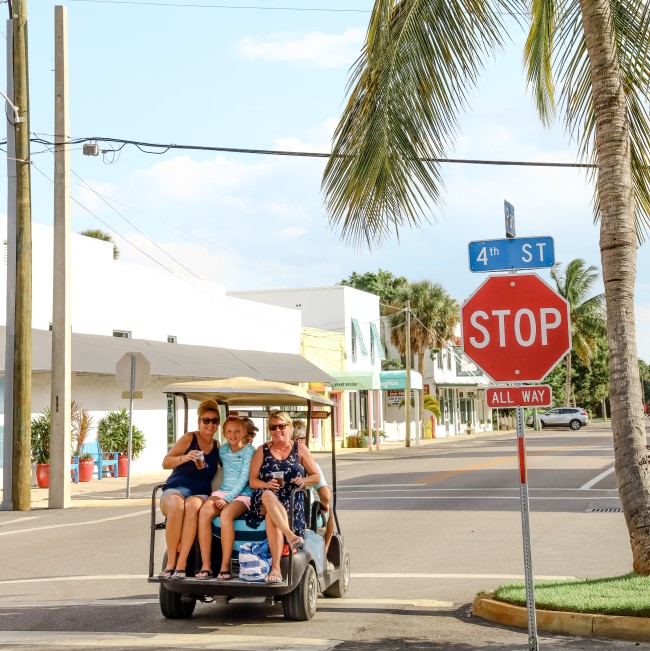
[31,408,51,488]
[97,409,146,477]
[72,401,95,482]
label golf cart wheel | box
[282,564,318,621]
[158,553,196,619]
[570,419,581,431]
[323,549,350,598]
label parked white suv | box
[531,407,589,430]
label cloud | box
[237,29,364,69]
[277,226,308,239]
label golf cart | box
[147,377,350,621]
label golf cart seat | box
[211,515,266,552]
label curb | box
[473,592,650,643]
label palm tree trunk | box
[564,352,572,407]
[580,0,650,573]
[418,353,425,441]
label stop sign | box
[461,273,571,382]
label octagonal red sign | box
[461,273,571,382]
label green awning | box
[380,370,423,391]
[351,318,368,356]
[327,369,379,390]
[370,322,386,360]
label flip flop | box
[289,536,304,551]
[265,571,283,583]
[195,569,214,580]
[216,570,231,581]
[158,568,174,579]
[170,569,186,580]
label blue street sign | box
[504,200,515,238]
[468,236,555,272]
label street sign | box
[461,273,571,382]
[468,236,555,272]
[486,385,552,408]
[504,200,515,238]
[116,352,150,391]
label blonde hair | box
[223,414,245,433]
[197,399,220,424]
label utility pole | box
[404,300,411,448]
[50,5,71,508]
[11,0,33,511]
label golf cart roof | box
[162,376,334,408]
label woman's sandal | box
[158,568,174,579]
[265,571,283,583]
[288,536,304,551]
[216,570,231,581]
[195,569,214,580]
[170,569,186,580]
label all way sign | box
[486,385,552,408]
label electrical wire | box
[24,134,597,169]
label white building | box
[0,219,331,483]
[228,286,384,446]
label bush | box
[97,408,146,459]
[31,408,51,464]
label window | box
[437,351,443,369]
[447,349,452,370]
[167,335,177,343]
[113,330,131,338]
[167,395,176,450]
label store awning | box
[380,370,424,391]
[0,327,336,384]
[326,369,380,390]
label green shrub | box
[97,409,146,459]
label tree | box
[387,280,458,444]
[322,0,650,574]
[80,228,119,260]
[339,269,407,314]
[550,259,606,406]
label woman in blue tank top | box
[158,399,220,579]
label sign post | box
[462,270,571,651]
[116,352,150,498]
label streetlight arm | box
[0,89,24,123]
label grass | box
[492,573,650,618]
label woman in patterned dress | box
[248,410,320,583]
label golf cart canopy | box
[162,376,334,408]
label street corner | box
[472,592,650,644]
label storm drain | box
[586,507,623,513]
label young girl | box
[196,415,255,580]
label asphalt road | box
[0,421,646,650]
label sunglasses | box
[201,417,220,425]
[269,423,290,432]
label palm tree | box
[322,1,650,572]
[80,228,119,260]
[550,259,606,406]
[388,280,458,445]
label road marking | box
[0,510,148,537]
[0,572,575,587]
[0,631,340,649]
[341,487,618,493]
[580,465,616,490]
[338,495,620,500]
[0,516,42,527]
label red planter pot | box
[78,458,95,482]
[118,455,129,477]
[36,463,49,488]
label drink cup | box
[271,471,284,488]
[195,451,205,469]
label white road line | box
[337,495,620,500]
[0,631,340,650]
[0,516,42,527]
[341,485,617,491]
[0,573,574,587]
[580,466,616,490]
[0,510,149,537]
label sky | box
[3,1,650,361]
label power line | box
[25,134,597,169]
[69,0,371,13]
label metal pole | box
[1,21,16,511]
[126,353,135,498]
[516,404,539,650]
[404,300,411,447]
[49,5,71,509]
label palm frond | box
[323,0,515,247]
